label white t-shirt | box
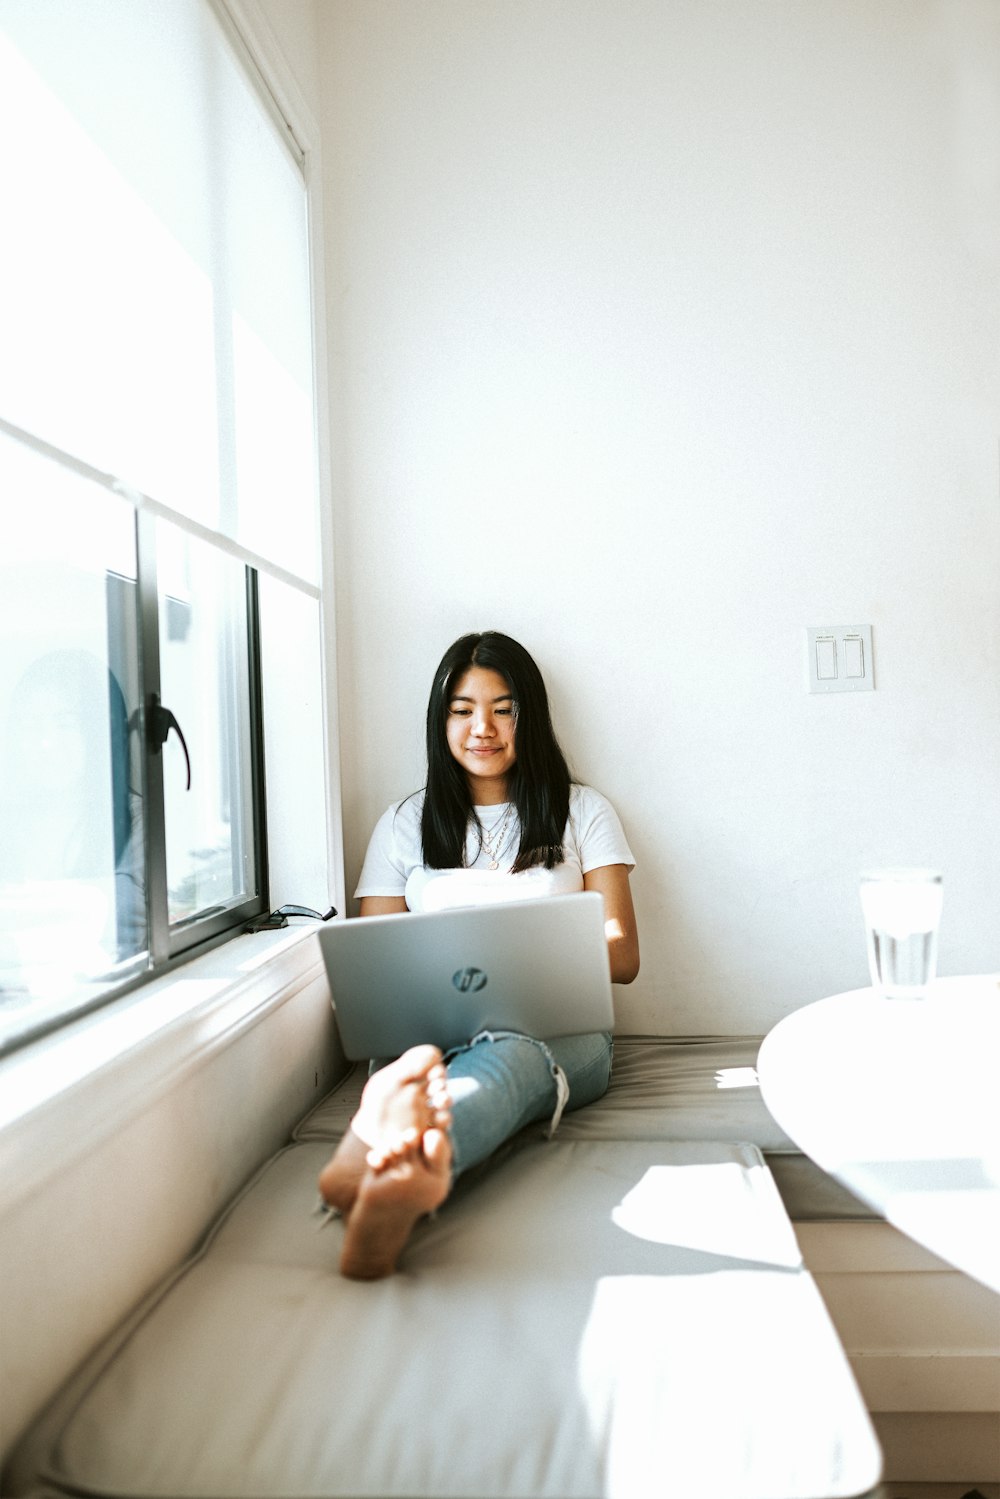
[355,784,635,914]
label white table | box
[757,974,1000,1294]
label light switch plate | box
[806,625,874,693]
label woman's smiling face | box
[445,666,518,797]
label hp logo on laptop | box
[452,966,488,993]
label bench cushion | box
[292,1039,876,1220]
[556,1037,791,1145]
[9,1136,881,1499]
[293,1038,791,1146]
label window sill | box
[0,921,331,1216]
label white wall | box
[318,0,1000,1035]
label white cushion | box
[555,1037,792,1146]
[12,1137,881,1499]
[294,1038,794,1148]
[291,1041,874,1222]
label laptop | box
[317,891,614,1060]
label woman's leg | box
[320,1030,612,1279]
[320,1047,456,1280]
[445,1029,612,1176]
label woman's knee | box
[549,1030,613,1113]
[443,1031,559,1174]
[446,1030,555,1110]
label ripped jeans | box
[375,1030,613,1180]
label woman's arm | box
[358,896,409,917]
[583,863,640,984]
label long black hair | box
[420,631,571,873]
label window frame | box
[136,507,270,970]
[0,0,335,1057]
[0,431,273,1058]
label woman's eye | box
[449,707,472,717]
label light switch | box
[815,637,837,679]
[806,625,874,694]
[843,635,865,678]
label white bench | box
[295,1038,880,1221]
[4,1040,883,1499]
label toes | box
[421,1126,453,1178]
[429,1081,450,1105]
[428,1093,452,1125]
[353,1048,447,1141]
[366,1125,420,1171]
[351,1046,451,1176]
[426,1066,452,1123]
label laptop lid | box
[317,891,614,1060]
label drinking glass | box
[859,869,943,999]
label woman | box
[319,632,639,1279]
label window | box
[0,0,327,1053]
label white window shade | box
[0,0,319,585]
[257,574,329,911]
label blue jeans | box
[370,1030,612,1179]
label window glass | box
[156,523,257,930]
[0,432,146,1047]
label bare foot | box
[317,1046,451,1216]
[364,1065,451,1170]
[339,1127,453,1280]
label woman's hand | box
[584,864,640,984]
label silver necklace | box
[477,804,515,870]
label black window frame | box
[136,506,269,967]
[0,449,270,1059]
